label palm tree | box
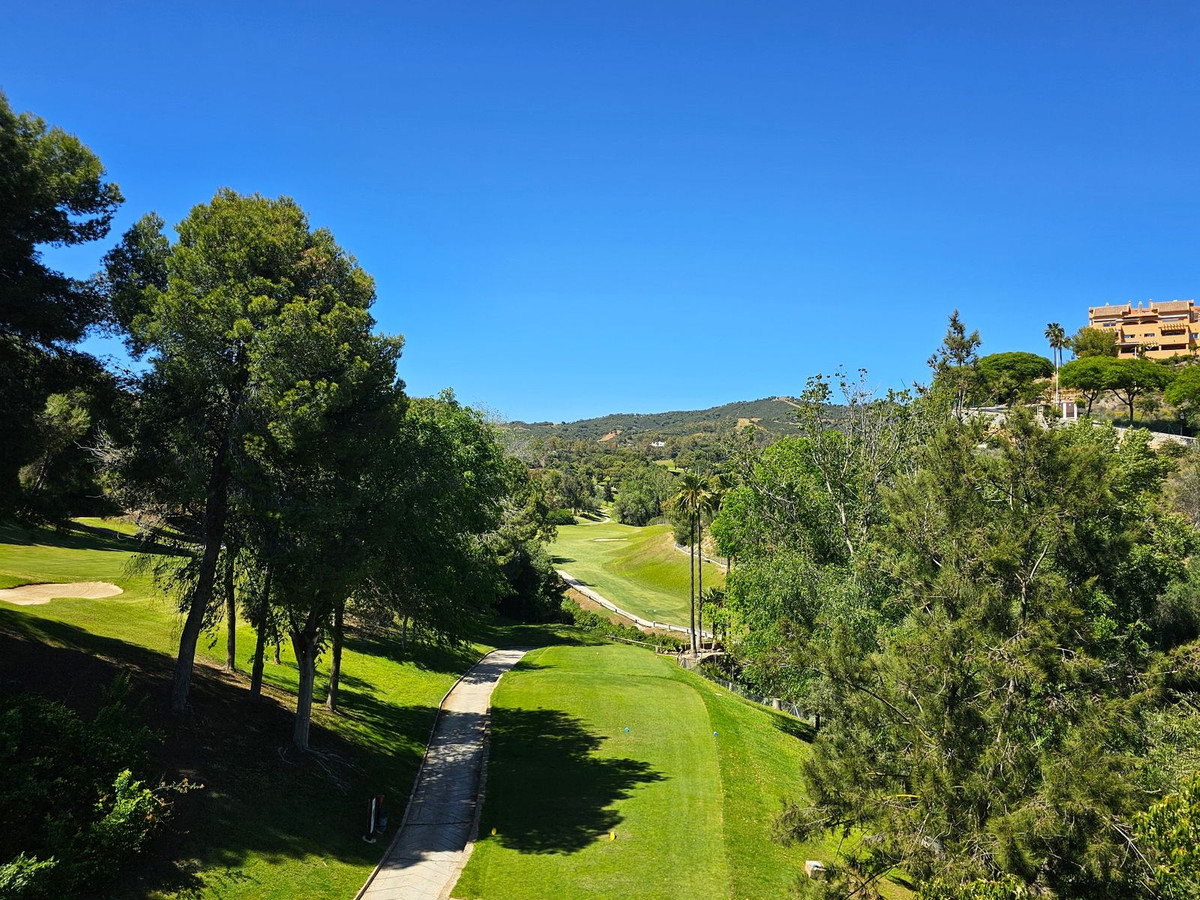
[671,472,706,656]
[1045,322,1067,406]
[696,475,731,650]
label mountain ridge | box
[503,396,804,444]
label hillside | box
[506,396,804,444]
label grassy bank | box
[0,517,559,899]
[550,520,725,626]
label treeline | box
[929,312,1200,432]
[708,318,1200,897]
[508,395,802,444]
[0,93,564,754]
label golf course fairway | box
[452,642,862,900]
[551,520,725,627]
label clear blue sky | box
[6,1,1198,421]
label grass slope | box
[453,642,840,900]
[0,518,559,899]
[551,520,725,626]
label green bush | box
[0,675,181,899]
[546,508,577,526]
[561,600,687,651]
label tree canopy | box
[974,351,1053,405]
[0,91,124,514]
[1071,326,1119,358]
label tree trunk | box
[688,510,697,656]
[223,542,237,672]
[292,620,320,750]
[325,599,345,712]
[273,639,282,664]
[697,520,704,653]
[169,449,231,713]
[249,564,272,700]
[249,620,267,699]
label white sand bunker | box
[592,538,629,542]
[0,582,123,606]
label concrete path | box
[354,648,530,900]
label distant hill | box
[505,397,805,444]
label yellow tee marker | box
[491,828,497,836]
[609,831,616,841]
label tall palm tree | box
[671,472,706,656]
[1045,322,1067,405]
[697,475,730,650]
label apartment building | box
[1087,299,1199,359]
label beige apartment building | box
[1088,299,1199,359]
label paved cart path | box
[355,648,530,900]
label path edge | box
[351,647,501,900]
[441,650,505,900]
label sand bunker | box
[592,538,629,542]
[0,582,124,606]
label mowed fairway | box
[551,520,725,626]
[453,643,838,900]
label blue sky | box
[6,1,1198,421]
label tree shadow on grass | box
[0,607,451,898]
[0,519,189,557]
[484,707,664,854]
[343,627,482,675]
[772,714,816,742]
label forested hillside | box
[506,396,805,444]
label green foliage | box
[1072,326,1119,358]
[1135,774,1200,899]
[1164,365,1200,427]
[0,675,176,898]
[504,396,805,446]
[927,309,981,418]
[364,393,512,642]
[787,411,1193,897]
[546,508,577,526]
[562,602,687,650]
[713,369,928,702]
[974,351,1053,405]
[0,90,123,514]
[0,854,58,899]
[614,463,676,526]
[1059,355,1113,413]
[16,391,92,520]
[1060,355,1174,423]
[0,90,123,349]
[1105,357,1174,425]
[918,873,1032,899]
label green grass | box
[551,520,725,627]
[453,642,847,900]
[0,517,570,900]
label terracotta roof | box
[1155,300,1194,313]
[1089,304,1130,318]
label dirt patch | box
[565,588,675,637]
[598,431,618,442]
[0,582,124,606]
[735,417,761,430]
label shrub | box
[561,600,687,651]
[546,508,577,526]
[0,675,182,898]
